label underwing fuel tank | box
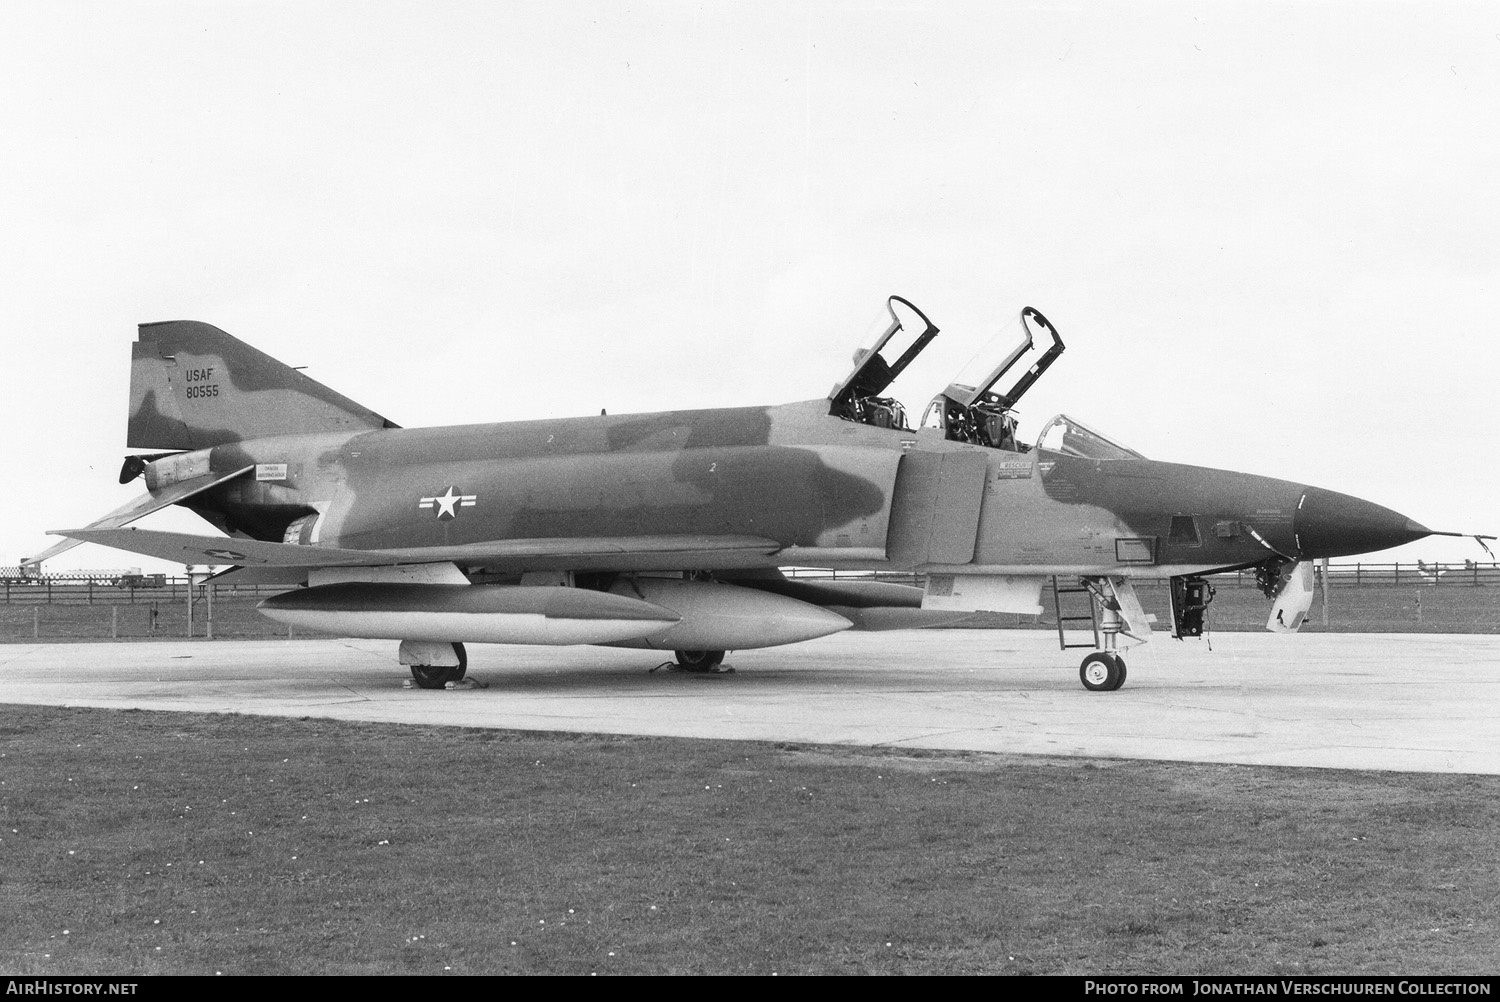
[604,577,853,651]
[258,583,681,645]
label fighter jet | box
[29,297,1456,691]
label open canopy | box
[828,296,937,405]
[919,306,1067,452]
[942,306,1064,410]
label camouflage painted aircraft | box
[29,298,1456,691]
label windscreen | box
[1035,414,1145,460]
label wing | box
[49,526,783,571]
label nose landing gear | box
[1079,651,1127,691]
[1052,575,1149,692]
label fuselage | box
[170,398,1424,580]
[45,311,1436,688]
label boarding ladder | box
[1050,576,1100,652]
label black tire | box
[410,642,468,689]
[1080,651,1125,692]
[410,664,457,689]
[674,649,725,672]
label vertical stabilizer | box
[128,321,398,450]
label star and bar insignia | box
[418,486,477,520]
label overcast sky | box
[2,1,1496,572]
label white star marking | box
[418,486,477,520]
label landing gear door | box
[1104,577,1154,641]
[1267,560,1316,633]
[1168,576,1215,638]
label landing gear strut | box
[1079,587,1128,691]
[409,642,468,689]
[674,649,725,672]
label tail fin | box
[128,321,399,450]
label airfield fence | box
[788,561,1500,590]
[2,561,1497,606]
[0,577,286,605]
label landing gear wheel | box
[674,649,725,672]
[1079,652,1126,692]
[410,642,468,689]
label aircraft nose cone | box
[1294,486,1431,558]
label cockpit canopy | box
[941,306,1062,409]
[1034,414,1145,460]
[919,306,1065,452]
[829,298,1138,459]
[827,296,938,429]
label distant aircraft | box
[27,298,1471,691]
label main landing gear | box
[674,649,726,672]
[404,641,468,689]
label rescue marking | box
[993,460,1033,480]
[419,486,478,520]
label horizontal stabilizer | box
[51,527,394,567]
[50,525,784,571]
[25,466,253,568]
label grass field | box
[4,586,1496,975]
[1,705,1496,975]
